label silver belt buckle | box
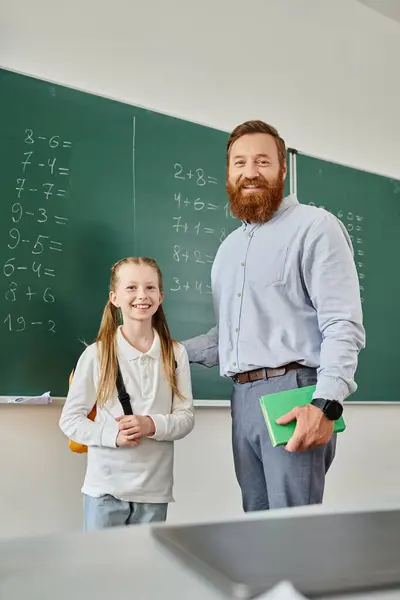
[267,367,286,378]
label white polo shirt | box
[59,327,194,503]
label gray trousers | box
[231,367,337,512]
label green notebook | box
[259,385,346,447]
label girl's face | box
[110,263,163,324]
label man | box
[183,120,365,511]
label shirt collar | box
[241,193,299,230]
[274,193,299,216]
[117,326,161,361]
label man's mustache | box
[236,177,269,190]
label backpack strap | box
[116,360,133,415]
[115,359,177,412]
[70,357,136,416]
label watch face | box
[326,401,343,420]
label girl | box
[59,257,194,530]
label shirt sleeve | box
[59,346,119,448]
[149,344,195,442]
[302,212,366,404]
[181,325,219,368]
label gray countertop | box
[1,501,400,600]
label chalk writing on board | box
[3,129,73,334]
[174,163,218,186]
[169,161,237,295]
[5,282,55,303]
[172,216,227,242]
[173,246,215,264]
[174,194,223,212]
[308,202,365,303]
[171,277,212,294]
[3,313,56,333]
[173,193,235,222]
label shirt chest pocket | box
[245,243,289,288]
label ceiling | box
[357,0,400,23]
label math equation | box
[3,129,72,335]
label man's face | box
[227,133,286,223]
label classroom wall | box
[1,0,400,538]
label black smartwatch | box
[311,398,343,421]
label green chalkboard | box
[0,68,239,399]
[297,154,400,403]
[0,67,399,402]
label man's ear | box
[282,160,288,180]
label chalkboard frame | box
[0,67,399,405]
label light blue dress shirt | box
[183,194,365,403]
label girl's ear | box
[109,290,119,308]
[159,291,164,304]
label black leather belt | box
[232,362,304,384]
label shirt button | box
[248,234,252,239]
[241,262,245,267]
[235,328,238,332]
[238,292,242,297]
[232,362,236,366]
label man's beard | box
[226,167,285,223]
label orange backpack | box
[68,361,132,453]
[68,368,96,453]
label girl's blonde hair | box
[95,256,183,406]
